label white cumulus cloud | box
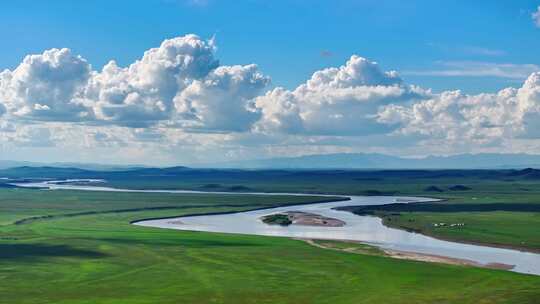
[377,72,540,146]
[255,55,426,136]
[0,34,271,132]
[174,64,270,132]
[0,48,92,122]
[86,34,220,127]
[3,34,540,162]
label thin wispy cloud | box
[459,46,506,57]
[532,5,540,27]
[403,61,540,79]
[427,43,505,57]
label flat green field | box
[0,188,340,225]
[340,194,540,252]
[375,211,540,251]
[102,172,540,253]
[1,188,540,303]
[93,168,540,254]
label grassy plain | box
[87,168,540,253]
[1,188,539,304]
[341,205,540,252]
[383,211,540,251]
[2,168,540,303]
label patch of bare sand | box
[383,249,480,266]
[301,238,515,270]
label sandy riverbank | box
[302,238,515,270]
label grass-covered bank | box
[3,166,540,257]
[339,201,540,252]
[0,188,341,226]
[0,206,538,303]
[2,168,540,303]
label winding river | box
[12,180,540,276]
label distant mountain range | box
[0,160,146,171]
[201,153,540,169]
[2,153,540,171]
[2,164,540,188]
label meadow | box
[1,187,539,304]
[86,167,540,253]
[1,167,540,303]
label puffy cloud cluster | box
[377,72,540,145]
[3,34,540,162]
[174,64,270,132]
[256,55,426,135]
[0,48,92,122]
[86,35,220,127]
[255,87,303,133]
[0,34,269,131]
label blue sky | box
[2,0,539,93]
[2,0,540,165]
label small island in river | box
[261,211,345,227]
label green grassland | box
[91,169,540,254]
[2,168,540,303]
[383,211,540,251]
[95,168,540,253]
[1,188,539,304]
[342,205,540,252]
[3,166,540,253]
[339,187,540,252]
[0,188,344,225]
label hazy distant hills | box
[0,160,38,170]
[0,160,146,171]
[2,164,540,186]
[202,153,540,169]
[2,153,540,171]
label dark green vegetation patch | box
[261,213,292,226]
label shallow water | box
[14,180,540,275]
